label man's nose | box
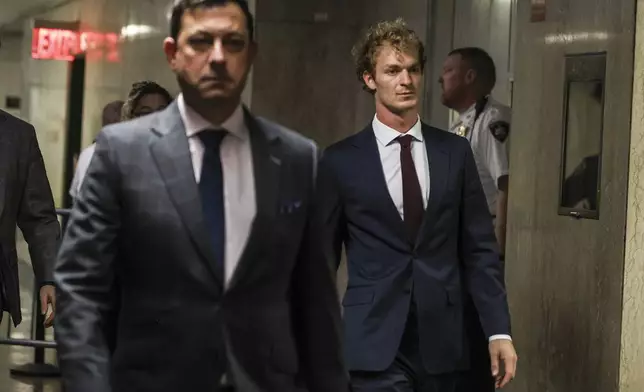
[209,40,226,63]
[400,70,412,84]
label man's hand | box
[489,339,517,389]
[39,285,56,327]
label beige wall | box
[0,35,24,119]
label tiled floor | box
[0,236,61,392]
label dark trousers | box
[350,300,474,392]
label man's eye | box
[223,37,246,52]
[189,37,212,48]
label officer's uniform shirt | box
[449,98,511,216]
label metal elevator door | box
[506,1,635,391]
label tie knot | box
[198,130,227,150]
[397,134,414,149]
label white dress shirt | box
[177,94,256,287]
[372,114,510,342]
[69,143,96,200]
[372,115,430,218]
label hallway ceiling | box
[0,0,74,32]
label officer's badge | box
[456,124,468,137]
[489,121,510,142]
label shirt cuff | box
[489,334,512,342]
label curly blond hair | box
[351,18,426,93]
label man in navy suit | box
[316,18,517,391]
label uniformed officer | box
[440,47,510,256]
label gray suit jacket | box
[0,110,60,326]
[54,102,348,392]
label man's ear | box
[465,68,477,86]
[163,37,178,68]
[363,71,377,92]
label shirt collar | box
[177,93,247,140]
[372,114,423,147]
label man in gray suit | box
[0,109,59,328]
[54,1,348,392]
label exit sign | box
[31,22,120,62]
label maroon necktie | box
[397,135,424,240]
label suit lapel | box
[353,127,409,244]
[414,124,450,247]
[148,102,223,287]
[227,110,281,290]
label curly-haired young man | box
[315,18,517,391]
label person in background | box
[69,81,172,202]
[0,109,59,329]
[121,80,174,121]
[440,47,511,257]
[68,100,123,201]
[316,18,516,391]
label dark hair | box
[102,100,124,126]
[351,18,426,93]
[449,47,496,93]
[121,81,173,120]
[169,0,254,41]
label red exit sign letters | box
[31,27,120,62]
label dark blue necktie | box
[198,130,227,278]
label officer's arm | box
[480,109,511,255]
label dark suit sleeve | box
[315,152,346,270]
[54,131,120,392]
[459,140,511,338]
[16,125,60,284]
[290,146,349,392]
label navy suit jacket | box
[316,122,511,374]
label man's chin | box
[199,89,235,101]
[394,100,419,113]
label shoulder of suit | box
[255,116,318,154]
[420,122,474,156]
[421,122,465,144]
[99,112,157,145]
[0,109,36,133]
[323,125,368,158]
